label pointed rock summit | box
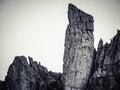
[88,30,120,90]
[63,4,94,90]
[68,4,94,31]
[3,56,63,90]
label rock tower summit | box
[63,4,94,90]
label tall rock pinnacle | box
[63,4,94,90]
[1,3,120,90]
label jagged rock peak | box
[97,38,103,49]
[117,29,120,33]
[3,56,63,90]
[88,30,120,90]
[68,4,94,31]
[68,3,93,17]
[114,29,120,39]
[13,56,28,65]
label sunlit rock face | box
[63,4,94,90]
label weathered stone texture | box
[1,4,120,90]
[87,30,120,90]
[63,4,94,90]
[2,56,63,90]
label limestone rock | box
[63,4,94,90]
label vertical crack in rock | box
[63,4,94,90]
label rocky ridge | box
[88,30,120,90]
[0,56,63,90]
[0,4,120,90]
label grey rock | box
[87,30,120,90]
[1,56,63,90]
[1,4,120,90]
[63,4,94,90]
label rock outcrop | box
[0,3,120,90]
[87,30,120,90]
[0,56,63,90]
[63,4,94,90]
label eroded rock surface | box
[1,56,63,90]
[63,4,94,90]
[0,4,120,90]
[88,30,120,90]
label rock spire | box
[88,30,120,90]
[0,4,120,90]
[63,4,94,90]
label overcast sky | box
[0,0,120,80]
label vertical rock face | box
[88,30,120,90]
[63,4,94,90]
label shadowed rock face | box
[63,4,94,90]
[87,30,120,90]
[2,56,63,90]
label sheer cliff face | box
[63,4,94,90]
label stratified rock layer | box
[63,4,94,90]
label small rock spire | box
[98,38,103,49]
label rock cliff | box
[0,4,120,90]
[63,4,94,90]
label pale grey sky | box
[0,0,120,80]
